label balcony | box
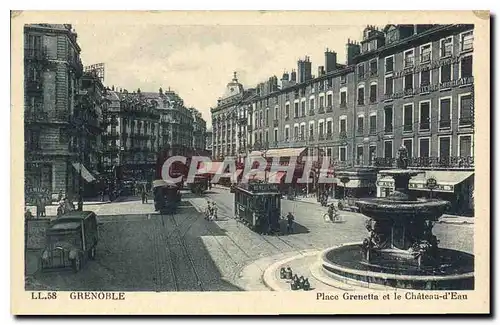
[369,96,377,104]
[419,121,431,131]
[369,128,377,136]
[309,110,315,116]
[420,53,431,63]
[407,156,474,169]
[404,58,414,68]
[326,133,333,140]
[459,117,474,128]
[358,72,365,80]
[374,157,396,168]
[325,106,333,113]
[339,131,348,143]
[24,48,48,61]
[25,110,69,124]
[273,120,279,127]
[370,69,378,77]
[25,79,43,92]
[340,102,347,109]
[439,119,451,129]
[318,133,325,141]
[318,107,325,114]
[384,124,393,134]
[285,115,290,121]
[357,98,365,106]
[357,128,364,135]
[238,117,247,124]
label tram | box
[233,182,282,234]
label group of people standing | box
[205,201,218,221]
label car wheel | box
[72,255,81,272]
[89,247,96,260]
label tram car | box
[233,182,282,234]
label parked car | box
[41,211,98,272]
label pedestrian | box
[286,212,295,234]
[57,201,64,217]
[141,188,146,204]
[24,208,33,220]
[57,189,63,202]
[77,194,83,211]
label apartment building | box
[210,24,475,214]
[24,24,85,201]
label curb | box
[261,250,320,292]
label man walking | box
[286,212,295,234]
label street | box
[27,187,473,292]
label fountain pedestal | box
[359,169,445,270]
[315,146,474,290]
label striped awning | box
[264,147,306,158]
[72,163,96,183]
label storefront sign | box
[339,176,350,184]
[426,177,438,189]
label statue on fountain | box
[397,144,409,169]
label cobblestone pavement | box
[27,201,243,291]
[27,188,473,291]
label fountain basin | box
[320,244,474,290]
[356,198,451,221]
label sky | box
[73,24,367,128]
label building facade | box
[191,107,208,153]
[211,72,254,160]
[24,24,86,201]
[100,88,207,182]
[210,24,475,214]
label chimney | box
[297,57,312,83]
[318,66,325,76]
[325,49,337,73]
[290,69,297,82]
[282,71,289,81]
[346,40,361,65]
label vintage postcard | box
[11,10,490,315]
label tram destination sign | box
[248,183,279,193]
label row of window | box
[313,134,474,164]
[382,55,472,97]
[247,58,473,126]
[357,30,474,79]
[244,91,474,145]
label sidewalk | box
[286,195,474,225]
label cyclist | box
[328,203,339,222]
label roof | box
[152,179,178,188]
[49,221,82,232]
[56,211,95,221]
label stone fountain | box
[317,145,474,290]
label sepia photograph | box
[11,10,490,315]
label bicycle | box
[323,212,343,223]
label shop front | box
[334,168,378,199]
[376,170,474,216]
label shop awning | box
[337,180,361,188]
[197,161,225,175]
[243,171,267,181]
[264,147,306,158]
[72,163,96,183]
[267,171,287,183]
[412,171,474,186]
[377,171,474,192]
[248,151,264,158]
